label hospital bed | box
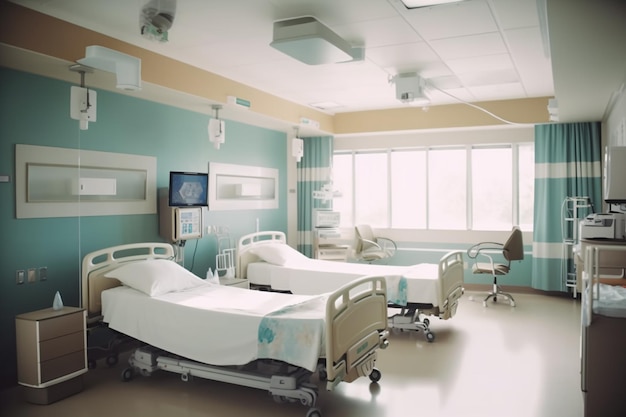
[81,242,389,417]
[236,231,465,342]
[580,244,626,416]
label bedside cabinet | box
[16,306,87,404]
[219,277,250,289]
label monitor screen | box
[168,171,209,207]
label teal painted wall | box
[0,68,288,387]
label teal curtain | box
[297,136,333,257]
[532,122,602,291]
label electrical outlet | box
[39,267,47,281]
[27,268,36,283]
[16,270,25,285]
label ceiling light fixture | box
[140,0,177,42]
[77,45,142,91]
[270,16,364,65]
[400,0,465,9]
[391,73,430,106]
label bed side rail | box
[238,230,286,248]
[583,244,626,327]
[437,251,465,317]
[324,275,389,389]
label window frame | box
[333,141,533,232]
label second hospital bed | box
[82,242,390,417]
[236,231,465,342]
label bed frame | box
[82,242,389,417]
[236,230,288,279]
[237,231,465,342]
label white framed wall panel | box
[208,162,278,210]
[15,144,156,218]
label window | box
[354,152,387,227]
[429,147,467,230]
[334,142,534,231]
[471,146,512,231]
[332,153,353,226]
[391,150,426,228]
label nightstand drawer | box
[40,331,84,362]
[41,350,85,383]
[39,312,83,341]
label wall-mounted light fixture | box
[69,65,97,130]
[547,98,559,122]
[209,105,225,149]
[77,45,142,91]
[292,127,304,163]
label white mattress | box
[102,284,327,371]
[247,259,440,306]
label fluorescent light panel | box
[401,0,465,9]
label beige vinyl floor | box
[0,290,584,417]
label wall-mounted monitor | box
[168,171,208,207]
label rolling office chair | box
[354,224,397,263]
[467,226,523,307]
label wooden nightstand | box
[15,306,87,404]
[219,277,250,289]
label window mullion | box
[425,148,430,230]
[512,144,519,226]
[467,144,473,231]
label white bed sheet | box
[102,284,327,371]
[588,283,626,318]
[247,259,440,306]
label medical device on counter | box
[313,209,340,228]
[580,213,626,240]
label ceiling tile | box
[7,0,564,116]
[447,53,515,75]
[430,32,507,60]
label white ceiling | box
[6,0,625,123]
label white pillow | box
[104,259,207,296]
[249,243,308,266]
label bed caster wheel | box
[88,359,97,370]
[106,354,119,367]
[425,332,435,343]
[121,367,134,382]
[369,368,382,383]
[306,407,322,417]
